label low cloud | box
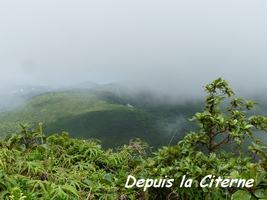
[0,0,266,97]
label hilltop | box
[0,84,201,148]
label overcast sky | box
[0,0,266,95]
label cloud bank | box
[0,0,266,96]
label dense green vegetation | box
[0,78,266,199]
[0,124,147,199]
[0,88,201,148]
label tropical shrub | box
[0,124,148,199]
[147,78,267,199]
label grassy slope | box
[0,86,266,148]
[0,90,168,148]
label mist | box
[0,0,267,98]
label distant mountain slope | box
[0,83,266,148]
[0,84,53,112]
[0,86,202,148]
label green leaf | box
[254,189,267,199]
[231,190,251,200]
[61,184,79,197]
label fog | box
[0,0,267,97]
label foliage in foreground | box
[147,78,267,199]
[0,78,266,200]
[0,124,149,200]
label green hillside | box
[0,91,148,147]
[1,85,266,148]
[0,88,201,148]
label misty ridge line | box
[0,78,267,113]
